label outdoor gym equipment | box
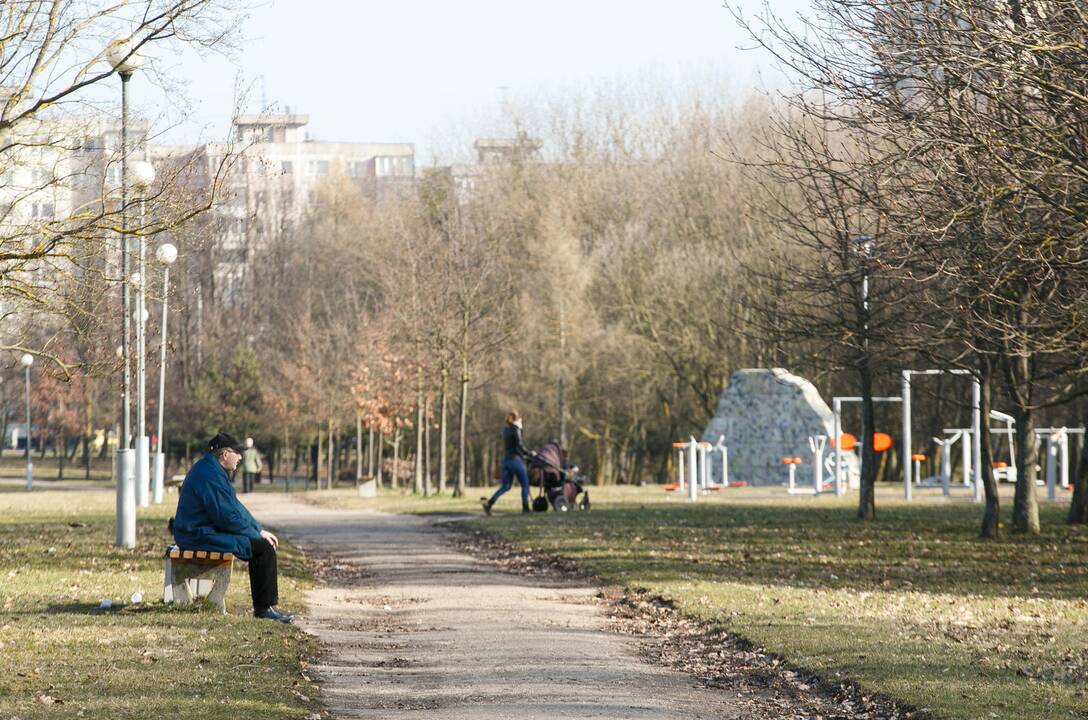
[902,370,982,503]
[988,411,1017,483]
[783,456,803,493]
[670,437,733,499]
[782,435,829,495]
[810,434,828,493]
[926,412,1018,494]
[931,430,971,495]
[832,396,902,496]
[1035,427,1085,501]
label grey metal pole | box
[902,371,912,501]
[153,263,170,504]
[136,198,148,507]
[971,378,983,503]
[116,70,136,549]
[687,437,697,502]
[24,362,32,490]
[833,398,843,496]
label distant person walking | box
[482,412,534,515]
[242,437,262,493]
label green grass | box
[0,486,317,719]
[0,450,115,482]
[313,483,1087,719]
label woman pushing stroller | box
[482,412,535,515]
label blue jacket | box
[173,453,263,560]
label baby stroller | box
[527,441,590,512]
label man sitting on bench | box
[173,431,294,624]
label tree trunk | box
[317,427,324,491]
[58,430,66,481]
[856,355,877,521]
[83,431,92,480]
[558,297,568,448]
[1010,402,1040,534]
[328,419,336,489]
[1068,407,1088,524]
[356,412,363,484]
[1003,345,1039,534]
[455,361,468,497]
[424,395,432,496]
[439,368,448,493]
[367,427,375,478]
[376,430,384,486]
[414,376,424,495]
[978,357,1000,538]
[396,430,404,487]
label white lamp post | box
[153,242,176,504]
[130,159,155,508]
[108,37,145,549]
[20,353,33,490]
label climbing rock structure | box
[701,368,860,487]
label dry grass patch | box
[0,486,317,720]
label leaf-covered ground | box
[0,487,318,720]
[458,486,1088,720]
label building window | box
[308,160,328,176]
[281,160,293,175]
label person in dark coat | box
[173,431,293,623]
[482,412,535,515]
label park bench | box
[162,545,234,613]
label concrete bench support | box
[163,545,234,613]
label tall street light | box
[21,353,33,490]
[131,159,155,507]
[108,37,144,548]
[152,242,177,504]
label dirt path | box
[245,494,753,719]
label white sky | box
[143,0,813,163]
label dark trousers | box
[242,471,256,493]
[248,537,279,611]
[489,456,530,509]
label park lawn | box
[0,488,318,720]
[0,450,115,482]
[447,485,1085,720]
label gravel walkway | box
[245,494,754,719]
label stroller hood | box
[535,441,566,473]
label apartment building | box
[175,112,415,304]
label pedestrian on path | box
[482,412,535,515]
[173,431,294,624]
[242,437,262,493]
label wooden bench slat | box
[165,546,235,564]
